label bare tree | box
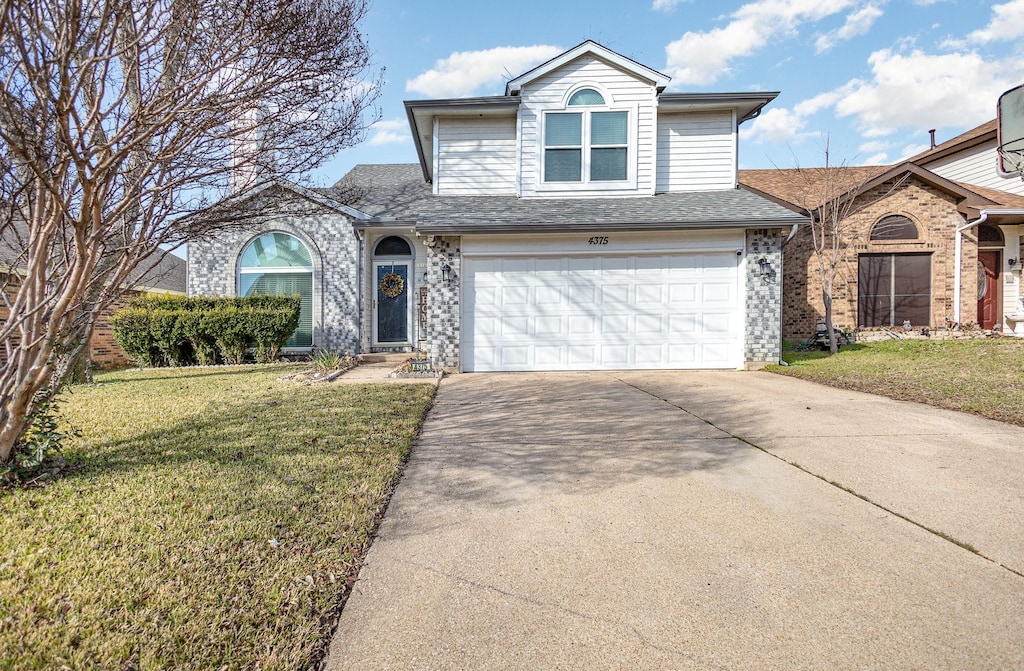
[0,0,382,463]
[772,141,907,354]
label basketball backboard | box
[998,83,1024,176]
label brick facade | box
[782,177,977,340]
[423,236,462,369]
[187,186,362,353]
[745,228,785,366]
[1,275,141,370]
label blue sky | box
[308,0,1024,186]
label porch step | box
[358,353,414,365]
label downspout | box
[953,213,987,324]
[954,210,1024,323]
[782,222,800,246]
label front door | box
[977,250,1000,329]
[374,261,411,345]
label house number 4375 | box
[588,236,609,245]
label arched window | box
[978,223,1004,246]
[374,236,412,256]
[870,215,919,241]
[568,88,605,106]
[238,232,313,347]
[543,86,627,184]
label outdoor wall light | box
[441,263,453,284]
[757,257,776,281]
[1008,258,1018,268]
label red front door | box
[977,250,1000,329]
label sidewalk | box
[334,353,441,384]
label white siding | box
[656,112,735,192]
[927,140,1024,196]
[436,117,517,195]
[518,55,658,198]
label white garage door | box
[463,249,743,372]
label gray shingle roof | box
[1,216,186,293]
[330,163,807,233]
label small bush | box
[1,396,77,486]
[110,308,156,367]
[111,295,301,367]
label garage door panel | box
[464,251,742,371]
[635,284,664,303]
[600,344,630,366]
[635,344,665,364]
[535,285,563,306]
[568,314,597,335]
[601,314,629,334]
[535,316,563,335]
[569,345,598,365]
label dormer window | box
[543,87,628,184]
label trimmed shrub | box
[111,295,302,367]
[110,308,156,367]
[177,311,218,366]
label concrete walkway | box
[325,371,1024,670]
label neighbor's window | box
[870,215,919,241]
[544,88,628,183]
[858,253,931,327]
[238,232,314,347]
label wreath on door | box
[379,272,405,299]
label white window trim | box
[237,233,316,350]
[536,101,639,193]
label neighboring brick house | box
[190,41,807,371]
[740,157,1024,341]
[1,250,186,369]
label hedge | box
[111,295,301,367]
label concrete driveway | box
[326,371,1024,670]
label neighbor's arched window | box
[978,223,1004,246]
[238,232,313,347]
[870,215,919,241]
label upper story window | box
[870,215,919,241]
[543,87,628,184]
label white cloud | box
[368,119,411,146]
[652,0,688,10]
[863,151,889,164]
[859,140,891,153]
[663,0,856,85]
[833,48,1017,133]
[898,143,932,160]
[815,4,884,54]
[406,45,563,98]
[969,0,1024,43]
[740,107,809,144]
[741,44,1019,154]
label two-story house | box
[188,41,806,371]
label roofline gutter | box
[414,218,808,236]
[953,209,1024,324]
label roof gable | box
[505,40,670,95]
[738,162,999,217]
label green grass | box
[0,365,436,670]
[769,337,1024,425]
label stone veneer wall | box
[187,187,361,353]
[423,236,461,369]
[782,178,975,340]
[745,228,784,366]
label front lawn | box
[769,337,1024,425]
[0,366,436,669]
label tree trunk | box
[823,294,839,355]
